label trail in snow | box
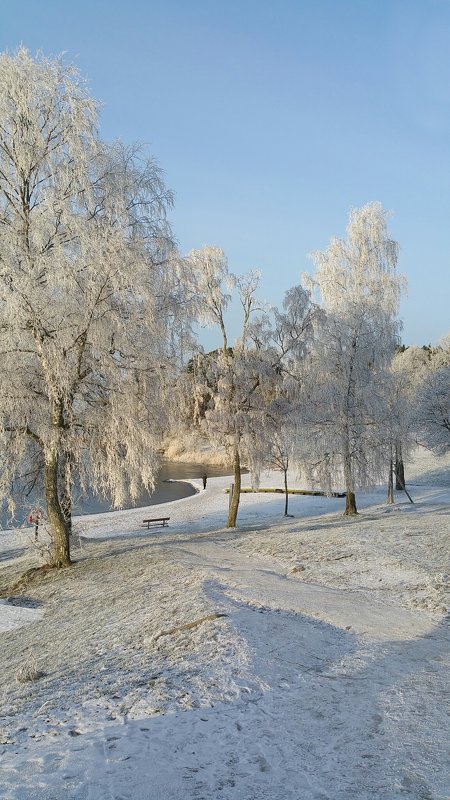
[172,538,439,641]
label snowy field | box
[0,447,449,800]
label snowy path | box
[173,537,438,641]
[149,538,448,799]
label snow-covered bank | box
[0,447,449,799]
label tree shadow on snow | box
[202,579,450,799]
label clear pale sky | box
[2,0,449,347]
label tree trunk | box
[393,466,415,504]
[60,451,73,536]
[387,453,394,504]
[44,449,71,567]
[345,491,357,515]
[283,468,289,516]
[227,445,241,528]
[343,454,358,515]
[395,444,405,491]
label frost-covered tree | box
[428,335,450,371]
[390,345,433,489]
[246,284,315,513]
[185,247,263,527]
[415,366,450,454]
[0,49,188,566]
[186,247,313,527]
[302,202,404,514]
[391,338,450,476]
[267,432,294,516]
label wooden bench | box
[142,517,170,529]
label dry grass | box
[16,652,46,684]
[162,432,229,466]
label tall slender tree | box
[389,345,431,491]
[302,202,404,514]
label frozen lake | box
[1,460,236,527]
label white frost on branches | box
[0,49,191,563]
[300,202,405,512]
[184,246,314,526]
[415,366,450,455]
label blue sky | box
[2,0,449,347]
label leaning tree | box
[0,49,189,566]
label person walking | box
[29,510,40,541]
[202,473,207,490]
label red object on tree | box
[28,513,33,524]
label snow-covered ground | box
[0,447,449,799]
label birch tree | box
[268,432,294,517]
[303,202,404,514]
[414,336,450,454]
[0,49,188,566]
[415,366,450,454]
[186,247,260,526]
[186,247,313,527]
[390,346,432,490]
[391,339,450,472]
